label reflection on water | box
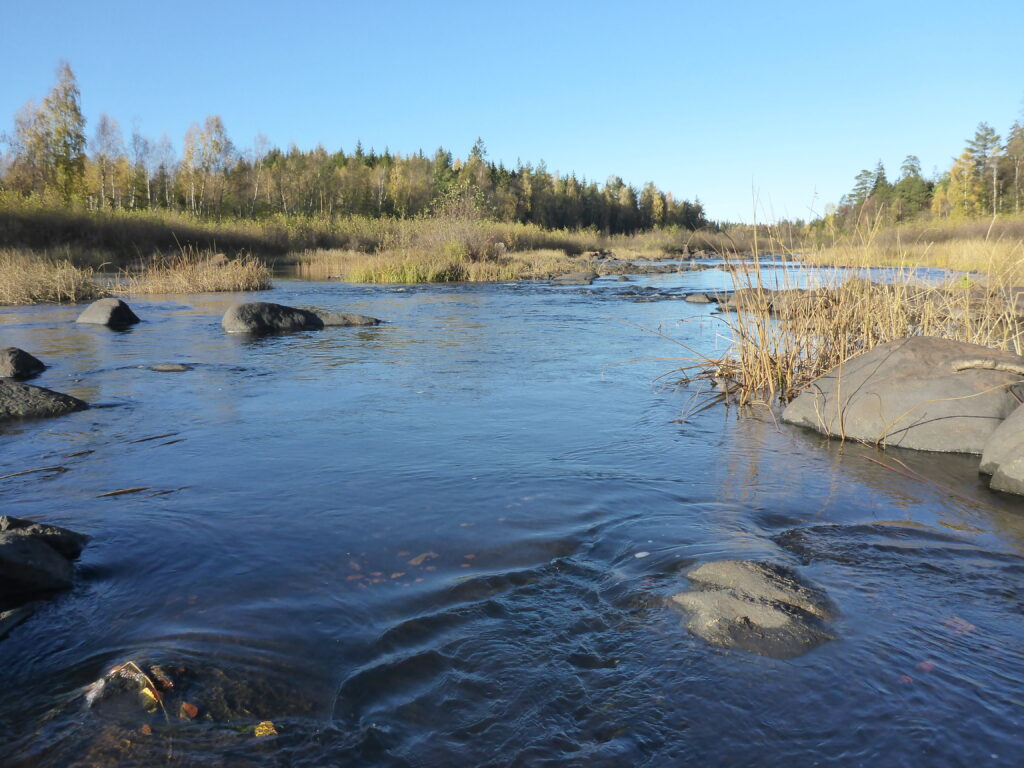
[1,269,1022,766]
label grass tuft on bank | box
[0,249,101,305]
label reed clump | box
[117,249,272,294]
[0,248,101,305]
[295,247,583,284]
[675,248,1023,407]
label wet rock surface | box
[671,560,837,659]
[76,298,141,328]
[0,347,46,380]
[0,380,88,421]
[150,363,193,372]
[782,336,1024,453]
[222,302,382,335]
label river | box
[2,265,1022,766]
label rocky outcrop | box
[671,560,836,659]
[0,347,45,379]
[782,337,1024,453]
[980,405,1024,495]
[76,298,141,328]
[0,516,89,598]
[222,302,381,335]
[0,380,88,421]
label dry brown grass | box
[294,247,584,283]
[671,252,1024,408]
[117,249,272,294]
[0,248,101,305]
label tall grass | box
[0,248,100,305]
[117,249,272,294]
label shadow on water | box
[1,270,1022,766]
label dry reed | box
[672,250,1024,408]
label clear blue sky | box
[2,0,1022,223]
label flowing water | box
[1,266,1022,766]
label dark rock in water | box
[0,347,46,379]
[76,298,140,328]
[150,363,192,372]
[0,533,75,595]
[0,516,90,559]
[616,275,630,282]
[980,405,1024,495]
[549,271,598,286]
[317,312,382,327]
[0,380,88,421]
[671,560,836,659]
[782,337,1024,453]
[222,302,381,335]
[0,517,88,604]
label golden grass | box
[0,248,101,305]
[294,247,584,284]
[117,249,273,294]
[808,238,1024,283]
[672,248,1024,408]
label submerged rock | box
[684,292,715,304]
[150,363,193,372]
[0,347,46,379]
[0,380,88,421]
[671,560,836,659]
[76,298,141,328]
[782,336,1024,453]
[549,270,598,286]
[222,302,381,335]
[317,312,382,327]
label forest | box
[817,119,1024,235]
[0,63,707,235]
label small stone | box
[150,364,192,372]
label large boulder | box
[76,298,141,328]
[671,560,836,659]
[222,302,381,335]
[782,337,1024,453]
[0,380,87,421]
[0,347,45,379]
[980,405,1024,495]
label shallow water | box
[1,267,1022,766]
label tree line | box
[0,63,707,235]
[824,118,1024,230]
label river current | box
[1,266,1022,766]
